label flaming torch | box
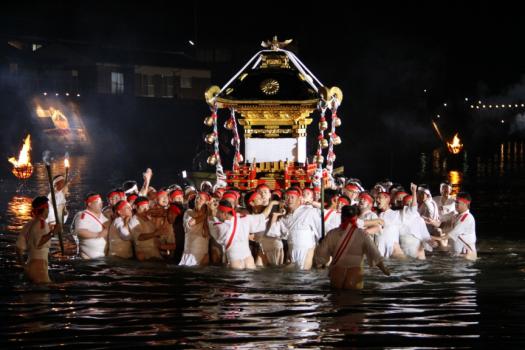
[43,151,65,254]
[64,152,70,185]
[61,152,70,227]
[447,133,464,154]
[8,135,33,179]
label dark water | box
[1,142,525,348]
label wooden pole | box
[61,157,69,230]
[320,176,326,240]
[44,152,64,254]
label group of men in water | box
[16,168,477,289]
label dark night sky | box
[2,0,524,92]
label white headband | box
[124,184,138,194]
[53,175,65,186]
[418,187,432,196]
[440,183,452,192]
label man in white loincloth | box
[433,192,477,261]
[267,188,323,270]
[74,193,109,259]
[376,191,405,259]
[108,200,134,259]
[16,196,60,283]
[256,184,285,266]
[209,199,274,270]
[179,192,211,266]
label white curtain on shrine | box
[245,137,306,163]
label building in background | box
[0,38,211,99]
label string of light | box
[469,103,525,109]
[42,92,80,97]
[424,89,524,110]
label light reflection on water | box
[3,154,94,232]
[421,141,525,189]
[448,170,462,194]
[5,195,32,232]
[1,258,493,348]
[4,254,513,348]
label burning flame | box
[64,158,70,168]
[35,104,69,129]
[8,135,32,167]
[8,135,33,179]
[447,133,463,154]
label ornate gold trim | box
[234,104,316,122]
[319,86,344,103]
[260,54,290,69]
[261,36,293,51]
[215,97,319,106]
[204,85,221,105]
[260,79,280,95]
[244,130,307,138]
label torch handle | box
[45,164,65,255]
[61,167,69,229]
[64,167,69,187]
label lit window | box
[111,72,124,94]
[181,76,192,89]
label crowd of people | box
[15,168,477,289]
